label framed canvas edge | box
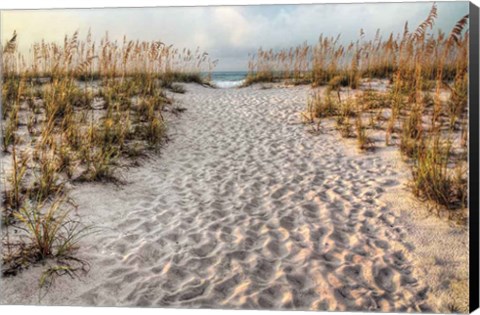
[469,1,480,313]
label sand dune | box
[0,84,468,312]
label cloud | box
[1,2,469,71]
[213,7,252,47]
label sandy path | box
[0,84,467,312]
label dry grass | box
[294,4,468,213]
[14,197,84,259]
[411,135,467,211]
[1,30,215,277]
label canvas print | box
[0,1,478,313]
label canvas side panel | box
[469,1,480,313]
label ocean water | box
[207,71,248,88]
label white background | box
[0,1,479,315]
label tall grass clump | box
[14,197,86,260]
[411,135,467,211]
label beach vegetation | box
[1,30,215,275]
[255,3,468,213]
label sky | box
[1,1,470,71]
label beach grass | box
[247,3,468,213]
[1,30,215,274]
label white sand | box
[0,84,468,312]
